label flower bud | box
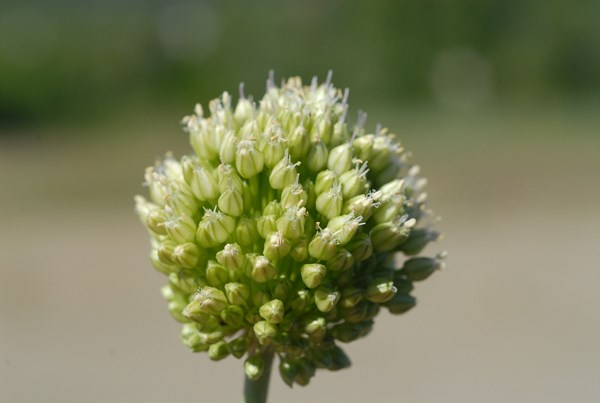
[217,163,244,193]
[306,138,329,173]
[228,337,249,359]
[235,217,259,247]
[181,323,209,352]
[164,215,197,244]
[262,131,287,168]
[327,143,352,175]
[190,166,219,202]
[331,320,373,343]
[345,233,373,262]
[259,299,285,324]
[304,317,327,340]
[256,215,277,239]
[216,243,246,272]
[251,255,278,283]
[339,162,369,199]
[206,260,230,288]
[263,231,291,261]
[244,355,265,381]
[165,184,199,218]
[352,134,374,161]
[269,150,300,189]
[281,182,308,209]
[339,287,363,309]
[145,208,168,235]
[224,282,250,306]
[196,209,235,248]
[289,238,309,262]
[314,170,338,196]
[150,249,178,274]
[158,239,177,265]
[384,293,416,315]
[276,206,306,240]
[273,279,292,301]
[186,287,228,316]
[365,278,397,303]
[371,215,416,252]
[219,130,238,164]
[288,125,310,160]
[326,249,354,272]
[397,227,440,256]
[308,228,338,261]
[208,341,230,361]
[217,186,244,217]
[253,320,278,345]
[263,200,283,217]
[220,304,246,327]
[311,114,333,144]
[171,242,200,269]
[279,360,297,387]
[326,213,363,245]
[401,256,444,282]
[314,287,341,313]
[300,263,326,288]
[343,191,381,221]
[316,182,343,220]
[290,290,311,313]
[168,271,200,294]
[236,140,264,179]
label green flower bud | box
[279,360,297,387]
[256,214,277,239]
[314,169,338,196]
[343,191,381,221]
[384,293,416,315]
[311,114,333,144]
[339,287,363,309]
[235,217,259,247]
[217,186,244,217]
[250,288,270,308]
[306,138,329,173]
[331,320,373,343]
[196,209,235,248]
[164,215,197,244]
[185,287,228,316]
[288,125,310,160]
[220,304,246,327]
[316,182,343,220]
[251,255,278,283]
[269,150,300,189]
[145,208,168,235]
[397,227,440,256]
[236,140,264,179]
[206,260,230,288]
[171,242,200,269]
[341,300,379,323]
[301,263,327,289]
[263,200,283,217]
[208,340,230,361]
[365,278,397,303]
[290,290,311,313]
[217,163,244,193]
[304,317,327,340]
[326,213,363,245]
[327,143,352,175]
[346,233,373,262]
[314,287,340,312]
[216,243,246,272]
[259,299,285,324]
[289,238,309,262]
[262,130,287,168]
[273,279,292,301]
[253,320,278,345]
[234,90,253,124]
[165,184,198,218]
[219,130,238,164]
[181,323,209,352]
[190,166,219,202]
[294,358,316,386]
[352,134,374,161]
[401,255,444,281]
[308,228,338,261]
[168,271,201,294]
[281,182,308,209]
[263,231,291,261]
[199,324,225,345]
[339,162,369,199]
[224,282,250,306]
[244,355,265,381]
[150,249,178,274]
[326,249,354,272]
[157,238,177,265]
[371,215,416,252]
[276,206,306,240]
[228,337,249,359]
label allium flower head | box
[135,72,443,386]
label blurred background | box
[1,0,599,402]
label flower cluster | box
[135,73,443,386]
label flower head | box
[136,73,443,386]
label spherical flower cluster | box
[135,73,443,386]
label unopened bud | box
[259,299,285,324]
[326,249,354,272]
[301,263,327,289]
[251,255,278,283]
[263,231,291,261]
[253,320,278,345]
[164,215,197,244]
[401,256,444,281]
[236,140,264,179]
[314,287,340,312]
[316,182,343,220]
[196,209,235,248]
[216,243,246,272]
[327,143,352,175]
[244,355,265,381]
[365,278,397,303]
[206,260,230,288]
[171,242,200,269]
[224,282,250,306]
[269,150,300,189]
[308,228,338,260]
[208,341,230,361]
[314,170,338,196]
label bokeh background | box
[1,1,599,402]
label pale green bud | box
[326,213,363,245]
[301,263,327,289]
[199,326,225,345]
[263,231,291,261]
[164,215,197,244]
[311,114,333,144]
[343,191,382,221]
[370,134,398,171]
[261,129,287,168]
[145,208,168,235]
[143,167,168,204]
[326,249,354,272]
[190,128,216,161]
[281,182,308,209]
[304,317,327,340]
[196,209,235,248]
[150,249,178,274]
[171,242,200,269]
[206,260,230,288]
[190,166,219,202]
[288,125,310,160]
[168,271,201,294]
[216,243,246,272]
[372,194,405,224]
[217,163,244,193]
[253,320,278,345]
[235,217,259,247]
[345,233,373,262]
[290,290,311,313]
[244,355,265,381]
[208,341,230,361]
[181,323,209,352]
[158,239,177,265]
[352,134,374,162]
[379,178,405,199]
[236,140,264,179]
[186,287,228,316]
[228,337,249,359]
[251,255,278,283]
[263,200,283,217]
[273,279,292,301]
[308,228,338,261]
[165,184,198,218]
[303,178,317,211]
[339,287,363,309]
[259,299,285,324]
[314,287,341,313]
[365,278,397,303]
[401,256,444,282]
[256,215,277,239]
[224,282,250,306]
[339,162,369,199]
[180,155,196,184]
[371,215,416,252]
[217,186,244,217]
[306,138,329,173]
[276,206,306,241]
[315,182,343,220]
[234,93,254,124]
[290,238,309,262]
[220,305,246,327]
[269,150,300,189]
[314,169,338,196]
[327,143,352,175]
[219,130,238,164]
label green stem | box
[243,350,275,403]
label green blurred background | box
[1,1,599,402]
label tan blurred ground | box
[1,107,599,402]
